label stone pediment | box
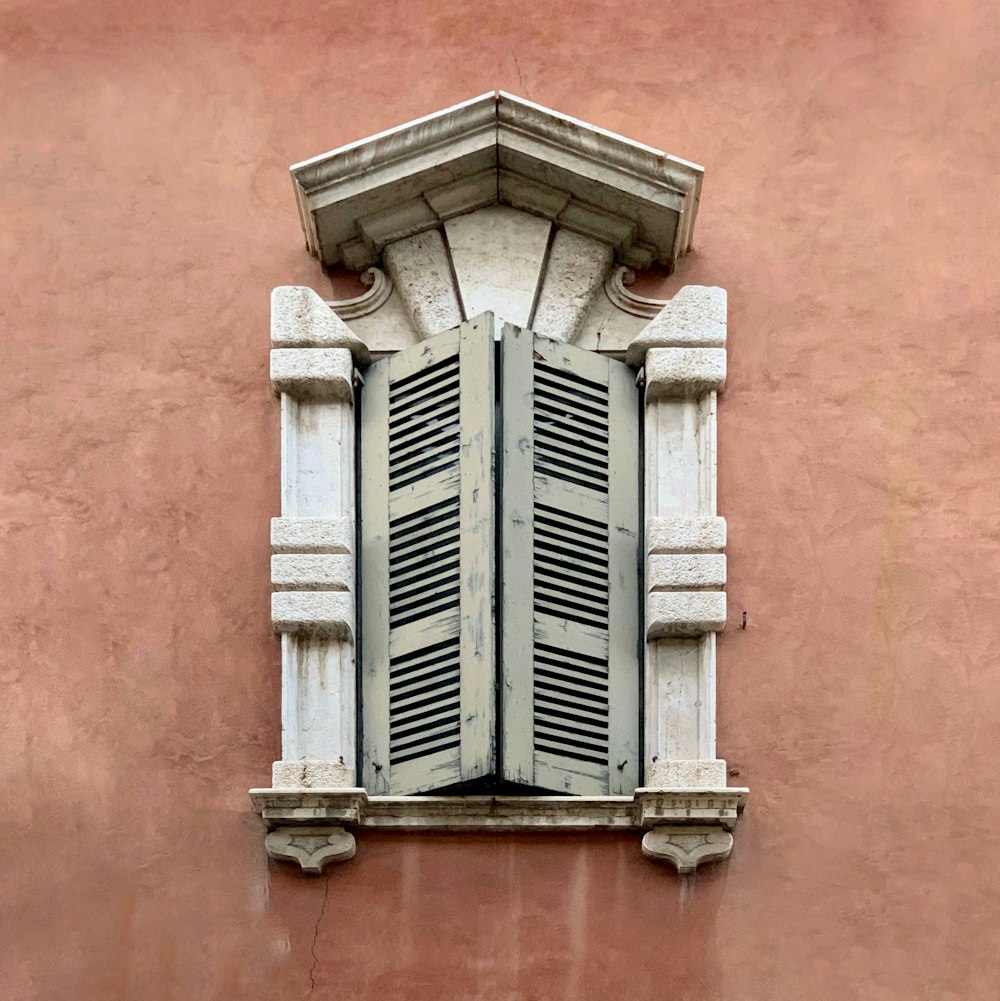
[291,92,703,274]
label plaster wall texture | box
[1,1,999,999]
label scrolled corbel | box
[325,267,394,321]
[265,826,357,874]
[641,826,734,874]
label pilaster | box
[628,285,745,872]
[268,287,369,807]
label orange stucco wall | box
[3,1,999,998]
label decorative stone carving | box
[325,267,393,321]
[603,266,671,319]
[291,92,702,273]
[264,826,357,873]
[641,827,734,874]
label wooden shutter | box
[500,324,641,796]
[360,317,495,795]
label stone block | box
[644,347,726,399]
[271,285,370,364]
[647,516,727,553]
[272,591,354,638]
[271,517,353,554]
[271,554,352,591]
[648,553,727,589]
[647,590,727,637]
[271,759,355,789]
[625,285,727,366]
[645,759,728,789]
[270,347,354,400]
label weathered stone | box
[626,286,727,366]
[270,347,354,401]
[271,517,353,554]
[383,230,463,338]
[271,759,355,789]
[641,826,734,873]
[644,347,726,399]
[648,553,727,589]
[270,554,352,591]
[647,591,727,637]
[264,826,356,873]
[645,759,728,789]
[647,516,726,554]
[532,229,614,343]
[271,591,354,638]
[271,285,371,364]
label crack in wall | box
[308,874,331,994]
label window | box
[359,316,641,796]
[253,93,747,875]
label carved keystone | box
[265,826,356,873]
[641,826,734,874]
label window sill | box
[251,786,748,875]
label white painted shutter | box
[360,317,495,795]
[500,324,641,796]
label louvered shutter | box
[500,324,641,796]
[360,317,495,795]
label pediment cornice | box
[291,92,703,273]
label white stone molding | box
[628,285,743,863]
[324,267,393,321]
[264,826,357,874]
[641,827,734,874]
[252,787,747,831]
[269,286,369,793]
[291,92,701,275]
[253,785,747,873]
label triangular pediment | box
[291,92,703,273]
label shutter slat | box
[361,318,496,795]
[501,324,641,797]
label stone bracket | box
[265,826,357,874]
[641,827,734,874]
[253,785,748,874]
